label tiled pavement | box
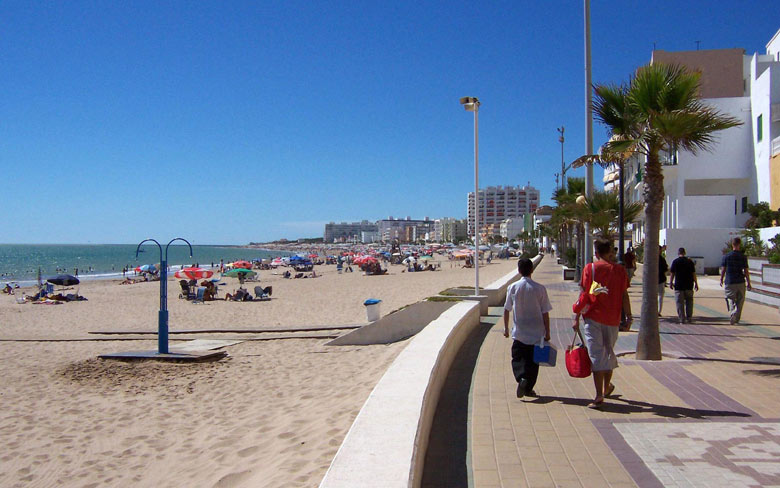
[467,256,780,488]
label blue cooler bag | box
[533,335,557,367]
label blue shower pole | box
[136,238,192,354]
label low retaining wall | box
[319,255,544,488]
[327,301,457,346]
[318,301,481,488]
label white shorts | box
[582,318,619,371]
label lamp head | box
[460,96,480,111]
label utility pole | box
[584,0,594,266]
[557,126,565,190]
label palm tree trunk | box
[636,151,663,360]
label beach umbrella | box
[223,268,256,278]
[232,260,252,269]
[135,264,158,273]
[174,267,214,280]
[47,274,80,286]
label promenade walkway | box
[425,255,780,488]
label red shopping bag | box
[565,329,591,378]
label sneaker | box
[679,318,686,324]
[730,315,738,325]
[525,389,538,397]
[517,379,528,398]
[687,317,694,323]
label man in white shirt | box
[503,258,553,398]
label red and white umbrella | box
[232,260,252,269]
[174,267,214,280]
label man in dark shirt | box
[670,248,699,324]
[720,237,752,324]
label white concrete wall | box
[759,226,780,244]
[663,97,754,230]
[660,228,741,270]
[752,57,774,204]
[318,301,481,488]
[676,195,737,229]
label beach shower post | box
[135,238,193,354]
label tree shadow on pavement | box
[527,395,752,419]
[743,368,780,378]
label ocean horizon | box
[0,243,288,286]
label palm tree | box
[591,63,741,360]
[551,178,586,257]
[580,189,643,239]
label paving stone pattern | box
[466,256,780,488]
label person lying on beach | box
[120,278,137,285]
[225,287,252,301]
[3,284,13,294]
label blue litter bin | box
[364,298,382,322]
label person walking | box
[720,237,752,324]
[623,246,637,282]
[669,247,699,324]
[503,258,552,399]
[573,238,632,409]
[658,246,669,316]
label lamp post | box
[557,126,565,190]
[584,0,594,265]
[460,96,480,296]
[618,161,625,264]
[135,237,193,354]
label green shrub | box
[565,248,577,268]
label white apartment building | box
[603,30,780,270]
[377,216,434,243]
[500,218,527,241]
[434,218,468,243]
[467,185,539,237]
[324,220,378,243]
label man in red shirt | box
[574,238,632,409]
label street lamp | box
[460,96,480,297]
[557,126,565,190]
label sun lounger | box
[254,286,272,300]
[192,287,206,304]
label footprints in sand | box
[237,445,260,458]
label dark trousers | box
[511,340,539,392]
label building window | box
[757,114,763,142]
[741,197,748,213]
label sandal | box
[605,383,615,397]
[587,396,604,409]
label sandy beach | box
[0,257,517,488]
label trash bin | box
[364,298,382,322]
[689,256,704,275]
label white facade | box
[434,218,467,243]
[603,31,780,270]
[467,185,539,237]
[500,218,526,240]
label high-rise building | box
[467,185,540,237]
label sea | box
[0,244,289,286]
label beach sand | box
[0,257,517,487]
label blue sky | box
[2,1,778,244]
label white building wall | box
[751,54,775,204]
[664,96,754,230]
